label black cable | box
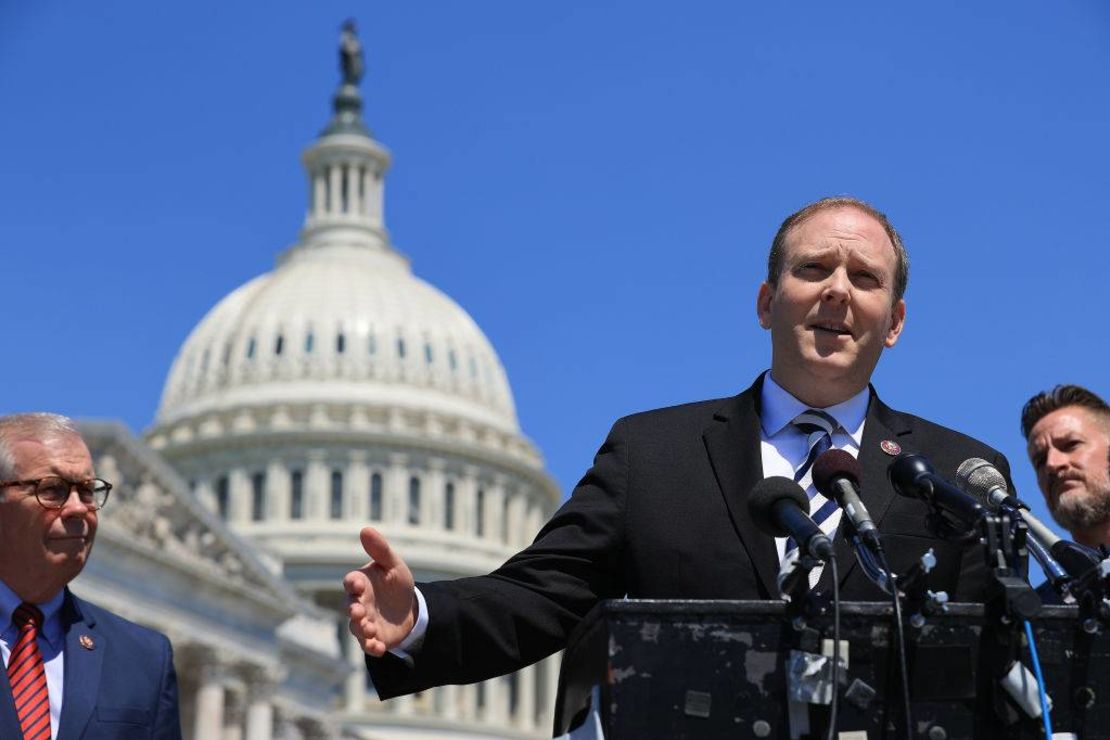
[825,556,840,740]
[877,548,913,740]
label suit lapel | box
[824,390,914,588]
[56,591,103,740]
[702,377,779,597]
[0,651,19,737]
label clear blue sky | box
[3,1,1110,557]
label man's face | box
[1027,406,1110,533]
[0,434,98,602]
[757,206,906,402]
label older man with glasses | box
[0,413,180,740]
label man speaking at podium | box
[345,196,1012,697]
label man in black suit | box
[344,196,1012,696]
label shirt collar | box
[0,579,67,649]
[760,371,869,445]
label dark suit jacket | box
[0,590,181,740]
[369,376,1012,697]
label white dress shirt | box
[759,372,868,583]
[0,580,65,740]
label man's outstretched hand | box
[344,526,418,657]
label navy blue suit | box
[0,590,181,740]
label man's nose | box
[58,488,93,516]
[821,268,851,303]
[1045,447,1070,473]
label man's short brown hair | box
[766,196,910,302]
[1021,384,1110,439]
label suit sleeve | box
[367,418,633,698]
[153,636,183,740]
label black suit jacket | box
[0,590,181,740]
[369,375,1012,697]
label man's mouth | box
[811,322,852,337]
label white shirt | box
[0,581,65,740]
[759,372,868,583]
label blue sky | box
[3,1,1110,559]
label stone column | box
[268,458,289,522]
[241,665,279,740]
[222,686,245,740]
[193,661,227,740]
[516,665,536,730]
[194,476,215,512]
[328,164,341,216]
[458,682,476,721]
[305,452,327,520]
[440,683,459,721]
[487,477,506,545]
[344,161,358,217]
[425,459,445,530]
[347,451,369,522]
[458,467,478,536]
[386,452,408,525]
[344,628,365,711]
[313,171,326,219]
[229,467,250,524]
[541,653,561,729]
[507,488,525,548]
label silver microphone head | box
[956,457,1008,509]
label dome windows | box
[246,337,256,360]
[408,476,421,525]
[336,331,346,354]
[330,469,344,519]
[444,481,455,530]
[290,469,305,519]
[251,472,266,521]
[275,334,285,356]
[369,472,383,520]
[305,330,315,354]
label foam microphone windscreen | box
[748,476,810,537]
[812,448,863,495]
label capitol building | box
[74,23,562,740]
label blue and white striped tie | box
[783,409,838,561]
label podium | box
[554,600,1110,739]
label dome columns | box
[301,139,391,246]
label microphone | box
[812,449,882,552]
[957,457,1101,576]
[887,453,985,528]
[748,476,835,561]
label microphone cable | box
[824,556,841,740]
[875,547,913,740]
[1023,620,1053,740]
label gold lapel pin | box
[880,439,902,456]
[79,634,95,650]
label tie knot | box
[792,408,837,437]
[12,603,43,630]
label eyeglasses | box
[0,476,112,510]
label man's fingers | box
[343,569,370,598]
[359,526,398,569]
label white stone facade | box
[75,28,565,740]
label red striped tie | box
[7,603,50,740]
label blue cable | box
[1023,620,1052,740]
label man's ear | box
[884,299,906,348]
[756,282,774,330]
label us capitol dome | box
[145,22,562,740]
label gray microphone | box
[956,457,1100,577]
[956,458,1057,545]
